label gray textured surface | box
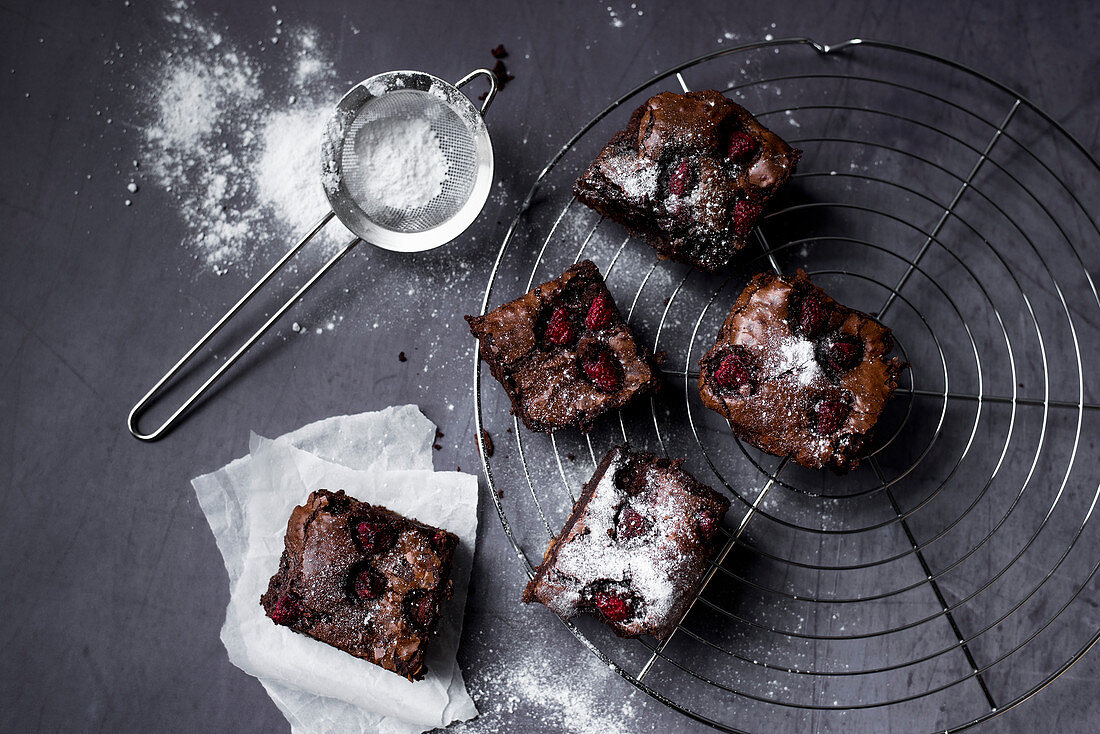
[2,1,1099,732]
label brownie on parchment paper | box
[261,489,459,681]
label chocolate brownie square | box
[573,90,801,271]
[698,270,907,471]
[523,446,730,640]
[466,260,660,432]
[260,489,459,681]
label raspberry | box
[270,594,299,625]
[356,520,396,555]
[353,568,385,600]
[582,351,621,391]
[697,511,719,539]
[827,337,862,372]
[667,160,692,196]
[713,351,752,392]
[585,294,615,330]
[405,590,437,630]
[592,590,632,623]
[727,131,758,161]
[795,294,828,337]
[814,400,849,434]
[544,306,575,346]
[732,199,763,235]
[617,506,647,540]
[430,530,452,553]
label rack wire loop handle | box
[126,212,358,441]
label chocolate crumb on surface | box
[479,48,515,100]
[398,351,407,362]
[478,429,494,458]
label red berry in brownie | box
[582,350,622,391]
[544,306,575,346]
[356,520,396,554]
[591,589,632,623]
[813,399,850,434]
[616,505,647,540]
[697,510,720,539]
[731,198,763,235]
[712,350,753,393]
[727,130,758,161]
[667,160,693,196]
[270,593,300,625]
[826,337,862,372]
[585,293,615,330]
[352,567,386,600]
[794,292,829,337]
[429,530,452,553]
[405,589,438,630]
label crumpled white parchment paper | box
[191,406,479,734]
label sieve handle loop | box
[126,211,360,441]
[455,68,498,117]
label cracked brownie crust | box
[573,90,801,271]
[260,489,459,681]
[698,270,907,471]
[466,260,660,433]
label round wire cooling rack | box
[472,38,1100,732]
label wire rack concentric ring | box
[472,38,1100,732]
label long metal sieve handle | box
[126,69,499,441]
[126,212,359,440]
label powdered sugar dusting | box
[453,639,647,734]
[775,335,820,385]
[139,0,352,276]
[599,154,659,200]
[543,452,702,628]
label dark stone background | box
[2,0,1099,732]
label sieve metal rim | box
[321,69,495,253]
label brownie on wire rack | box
[523,446,730,640]
[573,89,801,271]
[465,260,660,433]
[260,489,459,681]
[698,270,907,472]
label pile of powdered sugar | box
[349,115,449,210]
[139,0,352,276]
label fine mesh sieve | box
[322,69,495,251]
[127,68,497,440]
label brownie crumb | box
[567,453,576,461]
[479,54,515,100]
[491,44,508,59]
[478,429,495,458]
[398,351,407,362]
[433,443,443,451]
